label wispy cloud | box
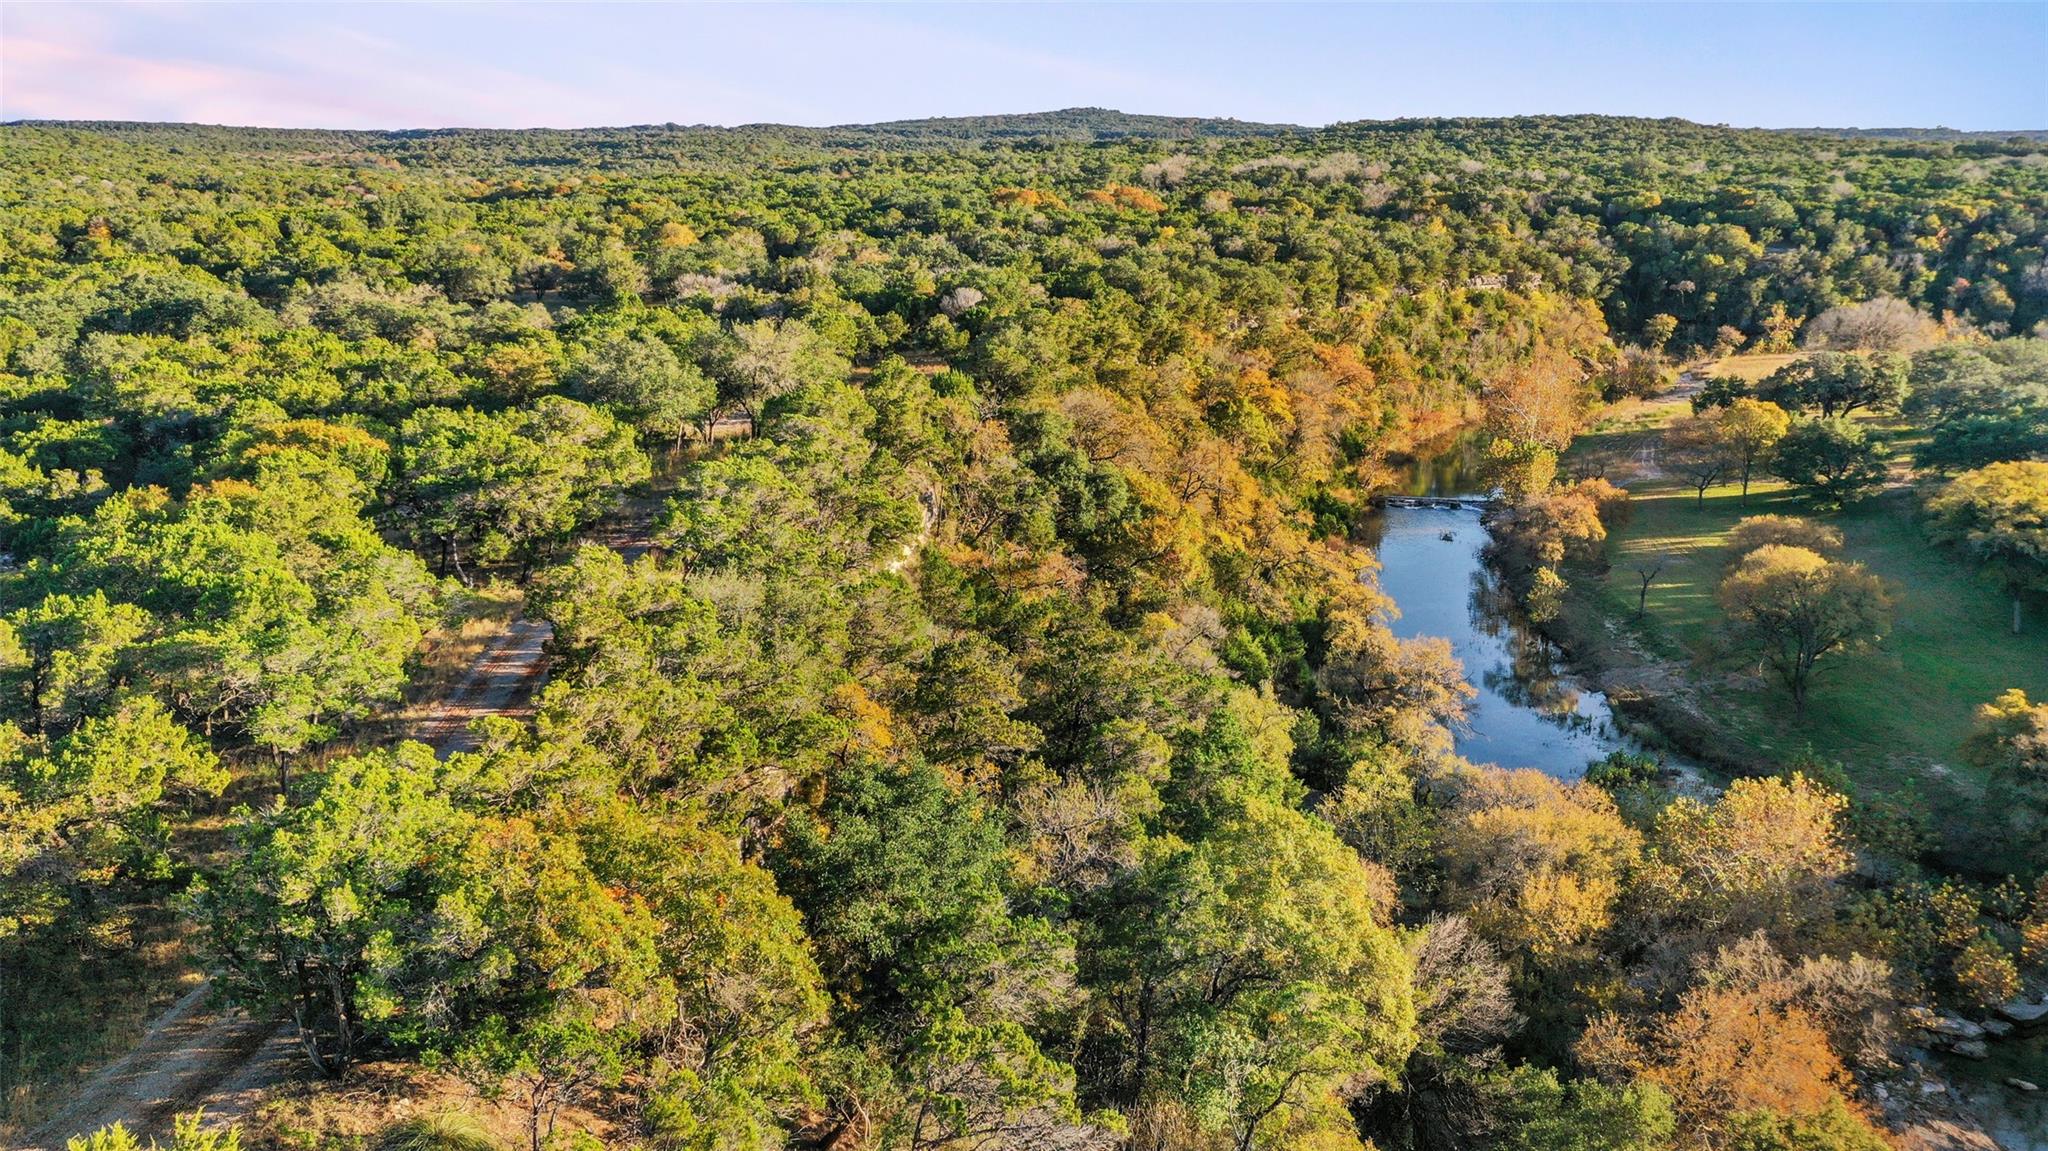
[7,6,381,125]
[2,1,2042,130]
[4,3,696,127]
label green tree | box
[1964,689,2048,869]
[0,593,148,736]
[452,1007,631,1151]
[1726,1097,1891,1151]
[655,453,822,573]
[1768,421,1887,508]
[709,319,849,430]
[420,233,514,304]
[1904,342,2046,423]
[1496,1068,1677,1151]
[1914,406,2048,473]
[775,758,1070,1024]
[1926,460,2048,634]
[44,479,435,771]
[194,745,660,1078]
[895,1009,1118,1151]
[1089,793,1416,1151]
[396,397,648,578]
[192,744,481,1076]
[2,697,225,938]
[570,330,715,449]
[1643,314,1679,351]
[1757,352,1909,418]
[577,798,829,1142]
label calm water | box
[1946,1032,2048,1151]
[1366,431,1655,779]
[1364,503,1631,779]
[1374,435,2046,1136]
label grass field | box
[1561,356,2048,869]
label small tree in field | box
[1719,545,1891,714]
[1665,414,1735,508]
[1715,398,1791,503]
[1630,549,1673,618]
[1926,460,2048,634]
[1759,352,1910,417]
[1801,297,1938,352]
[1725,515,1843,565]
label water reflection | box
[1371,502,1629,778]
[1389,429,1491,498]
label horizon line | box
[6,108,2047,137]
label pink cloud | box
[0,3,656,127]
[3,10,422,125]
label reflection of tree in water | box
[1468,563,1512,640]
[1468,560,1598,732]
[1353,508,1388,553]
[1392,428,1491,498]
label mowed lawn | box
[1566,358,2048,861]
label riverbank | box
[1539,578,1766,776]
[1369,430,1719,786]
[1490,549,2047,1151]
[1378,416,2042,1151]
[1542,363,2048,875]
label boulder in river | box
[1993,998,2048,1027]
[1928,1015,1986,1040]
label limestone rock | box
[1994,998,2048,1026]
[1929,1015,1986,1039]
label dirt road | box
[11,478,686,1149]
[16,613,557,1148]
[414,615,553,757]
[14,985,296,1150]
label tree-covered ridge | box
[6,112,2045,347]
[0,114,2042,1151]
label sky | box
[2,2,2044,132]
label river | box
[1362,432,1672,781]
[1368,433,2046,1145]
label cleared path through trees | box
[16,611,558,1148]
[16,482,680,1146]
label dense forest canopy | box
[1,112,2045,1151]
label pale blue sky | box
[3,2,2043,131]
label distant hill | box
[5,107,1305,142]
[10,111,2040,149]
[7,112,2041,177]
[838,107,1304,141]
[1766,125,2048,141]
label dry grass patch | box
[245,1061,625,1151]
[1699,351,1804,382]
